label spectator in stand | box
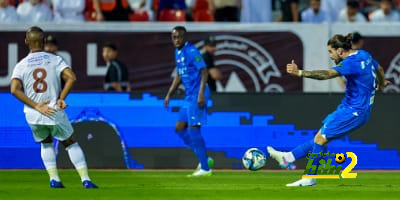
[51,0,86,23]
[92,0,132,21]
[202,36,223,92]
[301,0,331,23]
[338,0,367,23]
[128,0,154,21]
[320,0,346,22]
[17,0,52,22]
[0,0,18,22]
[159,0,186,11]
[208,0,240,22]
[276,0,299,22]
[369,0,400,22]
[240,0,272,23]
[157,0,187,20]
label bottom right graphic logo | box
[302,152,357,179]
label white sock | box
[66,142,90,182]
[283,152,296,163]
[41,143,61,181]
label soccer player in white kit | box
[10,26,98,189]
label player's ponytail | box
[327,34,352,50]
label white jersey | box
[11,51,70,125]
[369,9,400,22]
[16,2,53,22]
[52,0,86,23]
[0,6,19,22]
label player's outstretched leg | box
[267,139,315,170]
[64,141,98,189]
[267,146,296,170]
[40,139,64,188]
[187,127,212,177]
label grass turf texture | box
[0,170,399,200]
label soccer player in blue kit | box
[164,26,213,177]
[267,33,389,186]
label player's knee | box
[41,135,53,143]
[60,135,76,148]
[175,126,185,132]
[175,122,187,132]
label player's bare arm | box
[58,68,76,110]
[286,60,340,80]
[164,73,182,107]
[198,68,208,108]
[376,65,391,91]
[10,78,55,116]
[302,70,340,80]
[209,68,223,81]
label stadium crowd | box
[0,0,399,23]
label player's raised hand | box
[57,99,68,110]
[286,60,300,76]
[35,100,55,116]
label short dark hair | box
[103,42,117,51]
[27,26,44,34]
[203,36,216,46]
[352,32,363,44]
[172,26,187,33]
[347,0,360,8]
[45,35,58,45]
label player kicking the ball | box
[268,33,390,187]
[10,26,98,189]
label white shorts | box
[28,111,74,142]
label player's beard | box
[333,57,343,65]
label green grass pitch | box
[0,170,399,200]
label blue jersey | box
[175,42,207,97]
[333,50,379,111]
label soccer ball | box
[242,148,267,171]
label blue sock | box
[176,129,193,151]
[189,128,209,171]
[291,139,314,160]
[308,143,327,175]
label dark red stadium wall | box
[0,31,303,92]
[1,32,399,92]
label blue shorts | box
[178,95,208,126]
[320,105,371,140]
